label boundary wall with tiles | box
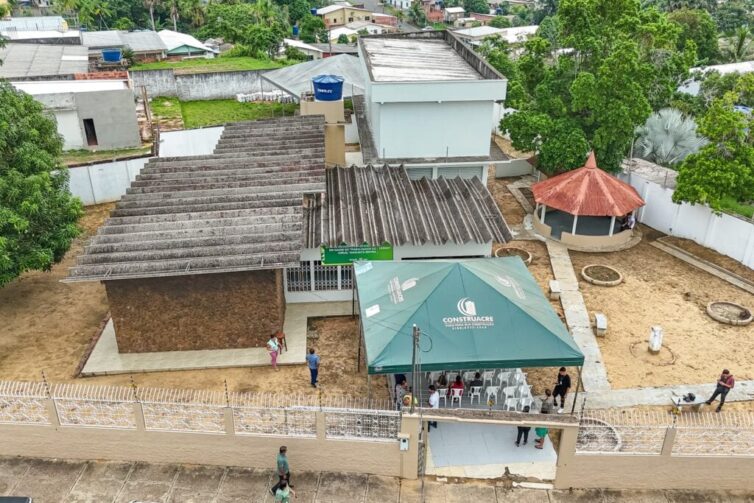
[0,381,417,479]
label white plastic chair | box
[450,388,464,407]
[462,371,477,384]
[504,397,518,411]
[484,386,499,404]
[469,386,483,405]
[497,371,512,387]
[519,384,533,398]
[503,386,517,401]
[519,396,533,412]
[482,370,495,386]
[437,388,448,407]
[427,371,442,384]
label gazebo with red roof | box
[530,152,645,248]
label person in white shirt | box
[427,385,439,430]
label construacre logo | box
[443,297,494,331]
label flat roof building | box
[0,43,88,79]
[355,31,508,182]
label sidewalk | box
[1,457,752,502]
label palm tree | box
[722,27,754,63]
[144,0,160,31]
[634,108,708,167]
[179,0,203,29]
[170,0,179,31]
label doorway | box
[83,118,98,146]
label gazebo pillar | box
[540,204,547,224]
[609,215,616,236]
[571,214,579,235]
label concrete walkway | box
[546,241,610,393]
[1,457,751,503]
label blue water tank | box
[292,25,300,36]
[101,48,122,63]
[310,7,317,15]
[312,74,344,101]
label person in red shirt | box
[448,375,464,397]
[705,369,735,412]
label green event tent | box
[354,258,585,374]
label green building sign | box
[321,243,393,266]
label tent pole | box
[571,366,582,414]
[540,204,547,224]
[609,215,616,236]
[410,325,420,414]
[357,318,362,372]
[367,373,371,401]
[571,214,579,235]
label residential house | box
[82,30,168,62]
[444,6,466,22]
[372,12,398,27]
[355,31,509,183]
[282,38,324,60]
[316,5,372,27]
[0,43,88,80]
[0,15,65,32]
[311,43,359,58]
[11,79,141,150]
[453,24,538,46]
[345,20,396,35]
[328,26,359,42]
[470,12,495,24]
[158,29,218,58]
[387,0,411,10]
[679,60,754,95]
[453,17,479,28]
[422,0,444,24]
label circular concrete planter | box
[494,246,533,265]
[581,264,623,286]
[706,302,753,326]
[576,417,622,452]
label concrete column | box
[661,426,677,457]
[609,215,616,236]
[399,414,421,480]
[224,408,235,436]
[133,402,146,432]
[315,410,326,440]
[45,398,61,428]
[571,215,579,235]
[553,425,579,489]
[541,204,547,224]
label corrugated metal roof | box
[82,30,167,53]
[81,30,124,48]
[532,152,646,217]
[0,44,89,79]
[66,116,326,283]
[158,29,216,54]
[0,16,66,31]
[304,165,511,247]
[262,54,365,99]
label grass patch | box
[431,22,447,30]
[180,99,299,128]
[720,196,754,219]
[61,146,152,165]
[150,97,183,123]
[132,56,287,73]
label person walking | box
[515,406,531,446]
[267,335,280,371]
[395,379,408,410]
[274,480,296,502]
[705,369,735,412]
[271,446,292,495]
[541,389,553,414]
[553,367,571,413]
[427,384,439,430]
[305,348,320,388]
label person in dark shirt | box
[553,367,571,413]
[705,369,735,412]
[515,406,531,446]
[469,372,483,388]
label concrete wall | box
[494,158,533,178]
[68,157,150,205]
[131,69,277,100]
[55,109,84,150]
[159,126,224,157]
[375,101,493,158]
[105,270,285,353]
[622,172,754,268]
[74,89,141,149]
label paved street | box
[1,457,753,502]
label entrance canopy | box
[354,258,584,374]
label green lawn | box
[180,100,299,128]
[61,146,152,166]
[720,196,754,219]
[131,56,288,73]
[150,97,183,123]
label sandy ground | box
[489,176,526,227]
[571,232,754,389]
[663,236,754,284]
[0,205,388,400]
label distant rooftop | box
[311,43,358,54]
[0,44,89,79]
[359,31,504,82]
[12,79,128,95]
[82,30,167,53]
[158,29,217,54]
[262,54,365,99]
[0,16,66,32]
[1,29,80,41]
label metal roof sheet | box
[531,152,646,216]
[262,54,365,99]
[0,44,89,79]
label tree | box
[634,108,707,166]
[668,9,720,64]
[714,1,753,34]
[408,0,427,27]
[179,0,204,29]
[498,0,694,173]
[337,33,350,44]
[144,0,160,30]
[489,15,512,28]
[299,14,327,43]
[464,0,489,15]
[0,82,83,287]
[721,27,754,63]
[673,93,754,212]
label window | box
[348,17,353,21]
[83,119,98,146]
[286,262,311,292]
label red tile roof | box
[531,152,645,216]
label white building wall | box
[55,109,85,150]
[159,126,224,157]
[376,101,493,158]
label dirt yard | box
[489,176,527,227]
[0,205,388,401]
[571,233,754,389]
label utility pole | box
[410,324,420,414]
